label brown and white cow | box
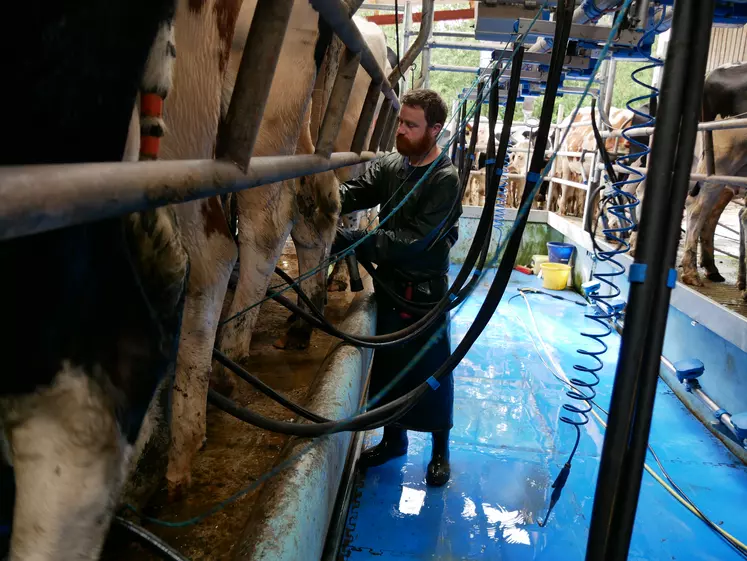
[153,0,390,497]
[554,106,634,217]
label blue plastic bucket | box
[547,242,575,265]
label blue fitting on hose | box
[426,376,440,390]
[486,158,496,165]
[667,268,678,288]
[527,171,541,184]
[713,408,729,420]
[582,0,608,22]
[629,263,647,283]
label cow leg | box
[166,198,237,499]
[738,203,746,296]
[328,259,350,293]
[699,187,734,282]
[275,171,340,350]
[681,185,724,286]
[218,185,293,364]
[2,370,131,561]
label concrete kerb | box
[233,280,377,561]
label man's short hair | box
[401,89,448,128]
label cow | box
[0,1,189,559]
[159,0,391,496]
[680,62,747,298]
[553,106,636,217]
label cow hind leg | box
[218,185,292,362]
[699,187,733,283]
[166,198,237,500]
[2,368,131,561]
[275,172,339,350]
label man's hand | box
[331,228,376,263]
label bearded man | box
[331,89,462,487]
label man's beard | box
[395,133,433,159]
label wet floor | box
[341,266,747,560]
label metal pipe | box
[351,80,383,153]
[419,3,435,89]
[603,59,617,116]
[599,117,747,138]
[0,152,380,242]
[427,40,507,52]
[401,0,412,95]
[429,30,473,39]
[360,2,402,11]
[388,0,434,85]
[585,1,714,559]
[310,0,400,110]
[316,48,362,157]
[384,111,398,151]
[636,0,651,30]
[379,105,399,151]
[216,0,295,171]
[550,177,589,191]
[368,96,391,151]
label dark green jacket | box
[339,151,462,283]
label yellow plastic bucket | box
[540,262,571,291]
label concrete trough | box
[232,284,376,561]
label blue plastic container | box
[547,242,575,265]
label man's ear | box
[431,123,443,138]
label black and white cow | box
[0,1,188,559]
[680,62,747,296]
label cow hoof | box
[737,279,745,291]
[285,312,298,324]
[273,330,311,351]
[327,279,348,292]
[706,271,725,283]
[166,473,192,503]
[210,364,237,396]
[680,270,704,287]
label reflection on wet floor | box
[342,266,747,560]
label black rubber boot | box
[426,430,451,487]
[359,426,408,468]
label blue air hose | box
[540,5,668,527]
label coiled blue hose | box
[539,4,669,528]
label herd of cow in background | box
[455,62,747,297]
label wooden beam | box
[365,7,473,25]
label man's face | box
[395,104,442,158]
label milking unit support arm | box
[584,1,716,560]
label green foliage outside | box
[358,3,658,126]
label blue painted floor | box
[341,266,747,560]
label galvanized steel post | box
[216,0,295,171]
[316,48,362,158]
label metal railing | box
[1,0,428,242]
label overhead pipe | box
[388,0,435,86]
